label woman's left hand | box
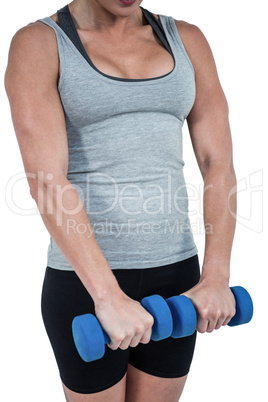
[181,277,236,333]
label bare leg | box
[125,364,188,402]
[62,373,127,402]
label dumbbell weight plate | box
[72,313,107,363]
[228,286,254,327]
[166,295,197,339]
[141,294,173,341]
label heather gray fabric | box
[38,10,198,270]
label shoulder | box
[6,20,59,72]
[9,20,57,52]
[5,21,59,93]
[174,20,208,46]
[6,21,59,70]
[173,19,216,74]
[173,19,227,113]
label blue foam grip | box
[228,286,254,326]
[141,294,173,341]
[72,314,110,362]
[166,295,197,339]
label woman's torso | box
[38,4,198,270]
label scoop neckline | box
[46,8,178,85]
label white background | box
[1,0,267,401]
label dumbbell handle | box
[99,325,110,344]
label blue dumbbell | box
[166,286,254,338]
[73,286,253,362]
[72,294,173,363]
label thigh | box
[62,374,127,402]
[128,255,201,378]
[126,364,187,402]
[41,267,134,394]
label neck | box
[68,0,144,33]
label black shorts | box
[41,254,200,394]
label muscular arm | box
[175,21,237,332]
[177,21,237,281]
[4,22,119,301]
[4,22,153,349]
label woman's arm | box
[175,20,237,333]
[4,22,153,350]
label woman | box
[4,0,237,401]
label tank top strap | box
[140,6,173,55]
[57,5,91,63]
[37,15,74,91]
[158,13,195,75]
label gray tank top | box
[38,6,198,271]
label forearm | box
[201,164,237,283]
[31,173,122,303]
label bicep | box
[5,23,68,193]
[175,21,234,176]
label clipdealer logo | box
[5,169,264,234]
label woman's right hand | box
[94,291,154,351]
